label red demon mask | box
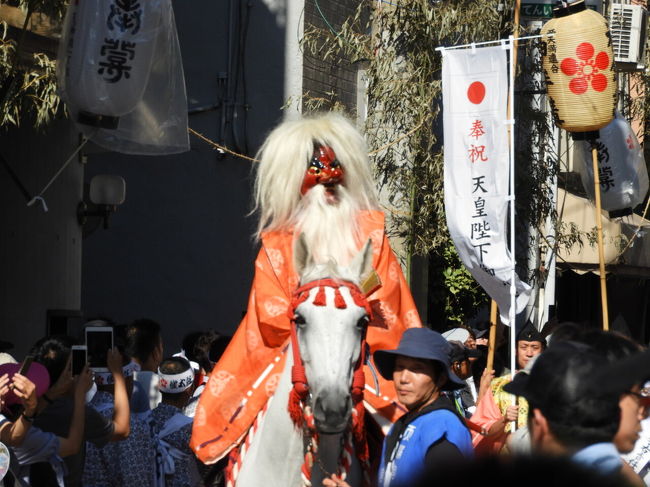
[300,145,345,195]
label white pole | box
[508,35,517,431]
[434,33,552,52]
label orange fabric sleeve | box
[190,243,293,463]
[191,211,423,462]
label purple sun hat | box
[0,361,50,407]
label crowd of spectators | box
[1,318,649,487]
[0,320,230,487]
[326,321,649,487]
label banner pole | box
[590,145,610,330]
[487,300,498,372]
[508,32,517,432]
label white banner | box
[442,45,531,326]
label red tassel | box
[289,363,310,427]
[288,388,304,427]
[334,288,346,309]
[352,401,369,461]
[313,286,326,306]
[351,369,365,404]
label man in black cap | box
[504,342,650,477]
[488,322,546,439]
[324,328,473,487]
[515,322,546,371]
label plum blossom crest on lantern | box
[560,42,609,95]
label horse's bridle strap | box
[287,278,371,411]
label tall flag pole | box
[486,300,498,373]
[507,34,518,431]
[508,0,522,432]
[441,40,531,331]
[591,145,610,330]
[540,1,617,331]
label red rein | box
[287,278,372,463]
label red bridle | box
[286,278,372,463]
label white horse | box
[233,237,374,487]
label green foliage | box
[15,0,66,21]
[299,1,650,323]
[0,48,60,126]
[430,241,490,327]
[0,0,66,128]
[300,0,532,322]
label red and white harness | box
[287,278,372,486]
[225,278,373,487]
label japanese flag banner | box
[442,45,531,326]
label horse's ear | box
[350,239,374,283]
[293,233,312,276]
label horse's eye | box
[294,314,306,327]
[356,316,369,330]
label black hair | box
[580,330,642,363]
[30,335,77,384]
[159,356,193,402]
[545,321,590,345]
[182,330,231,373]
[431,360,449,389]
[126,318,162,363]
[528,345,620,450]
[159,356,191,375]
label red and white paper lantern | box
[541,0,617,133]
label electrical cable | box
[313,0,341,37]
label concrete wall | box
[0,118,82,356]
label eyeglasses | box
[626,384,650,413]
[641,381,650,397]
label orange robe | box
[190,210,421,463]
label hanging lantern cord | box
[25,135,93,213]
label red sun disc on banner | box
[467,81,486,104]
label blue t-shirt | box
[378,398,473,487]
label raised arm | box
[37,354,74,413]
[0,373,37,446]
[58,366,92,457]
[108,348,130,440]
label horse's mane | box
[299,258,359,286]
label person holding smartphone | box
[83,347,154,487]
[0,370,37,446]
[6,357,92,486]
[30,335,131,487]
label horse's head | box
[290,236,374,434]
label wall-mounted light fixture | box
[77,174,125,230]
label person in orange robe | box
[190,113,422,464]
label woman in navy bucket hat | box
[324,328,473,487]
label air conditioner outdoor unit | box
[610,3,648,71]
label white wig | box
[253,112,379,239]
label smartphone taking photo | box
[85,327,113,372]
[71,345,87,375]
[18,355,34,376]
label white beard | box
[292,185,360,266]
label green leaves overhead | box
[0,0,66,129]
